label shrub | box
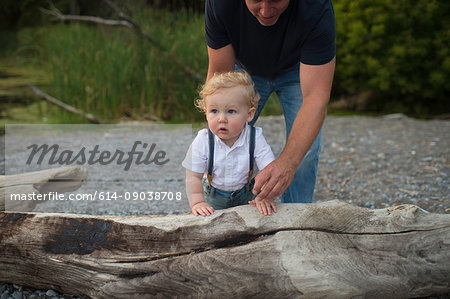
[333,0,449,116]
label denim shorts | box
[203,179,256,210]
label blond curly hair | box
[195,71,260,112]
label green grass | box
[259,93,283,116]
[1,8,336,127]
[4,9,208,124]
[0,59,60,133]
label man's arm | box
[207,44,236,80]
[253,57,336,200]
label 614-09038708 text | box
[9,191,182,201]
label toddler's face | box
[205,86,256,147]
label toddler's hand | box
[248,198,277,216]
[191,201,215,216]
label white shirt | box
[182,124,275,191]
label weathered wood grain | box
[0,200,449,298]
[0,166,88,211]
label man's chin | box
[257,16,279,26]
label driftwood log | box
[0,166,88,211]
[0,200,449,298]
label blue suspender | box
[207,126,256,189]
[207,129,215,188]
[248,125,255,185]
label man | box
[205,0,336,213]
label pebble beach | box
[1,114,449,298]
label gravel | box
[1,114,449,298]
[260,114,447,214]
[0,284,80,299]
[315,114,449,213]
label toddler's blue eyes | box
[210,109,235,114]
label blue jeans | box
[203,179,256,210]
[237,62,322,203]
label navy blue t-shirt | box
[205,0,336,77]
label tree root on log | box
[1,200,449,298]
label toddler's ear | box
[247,107,256,122]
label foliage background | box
[333,0,449,116]
[0,0,449,124]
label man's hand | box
[191,201,215,216]
[249,197,277,216]
[252,156,296,202]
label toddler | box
[182,71,276,216]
